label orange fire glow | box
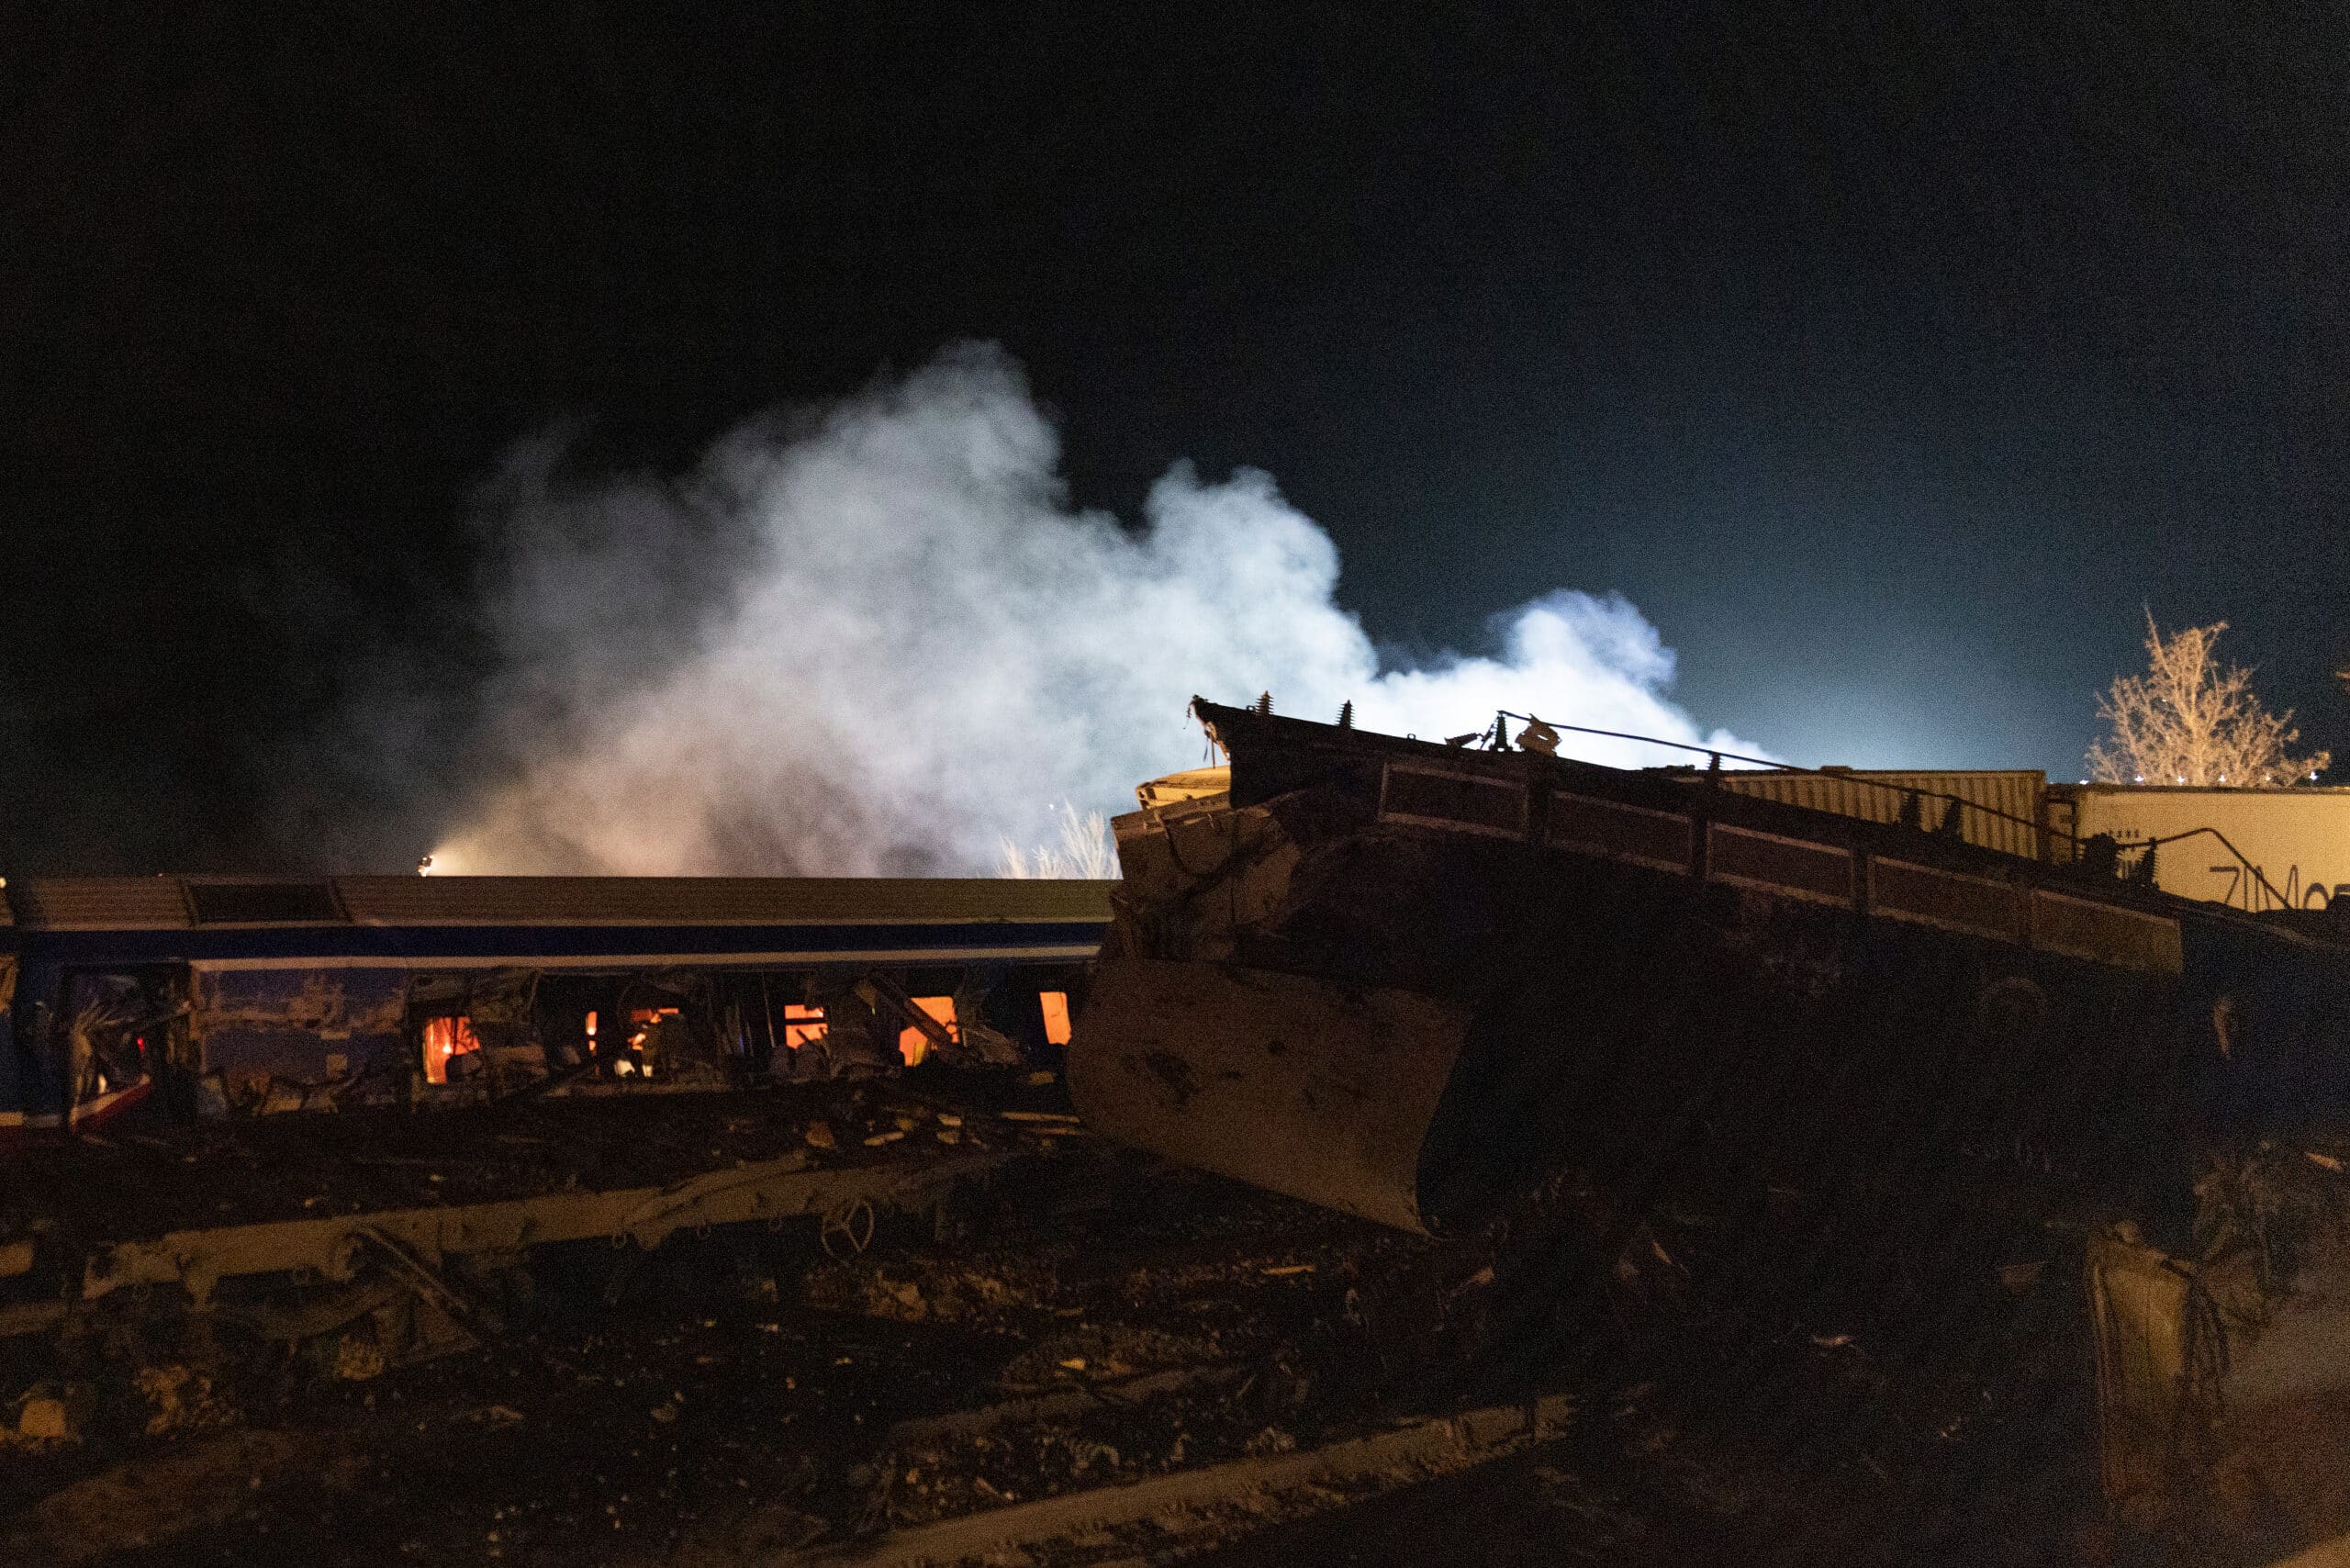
[1039,990,1072,1046]
[898,996,957,1067]
[422,1014,481,1084]
[782,1003,827,1049]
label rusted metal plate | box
[1707,823,1856,907]
[2086,1227,2196,1506]
[1868,857,2028,943]
[1377,764,1529,840]
[1548,793,1694,872]
[2031,890,2183,975]
[1067,958,1472,1234]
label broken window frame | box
[418,1014,483,1086]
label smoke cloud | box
[426,343,1764,876]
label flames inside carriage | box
[0,875,1108,1134]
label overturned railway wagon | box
[0,875,1113,1134]
[1070,701,2350,1234]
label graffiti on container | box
[2208,864,2335,912]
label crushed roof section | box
[6,876,1116,933]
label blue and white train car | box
[0,876,1112,1137]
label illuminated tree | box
[2088,613,2328,786]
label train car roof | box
[3,876,1116,935]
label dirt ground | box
[0,1079,2316,1567]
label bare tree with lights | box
[2088,612,2328,786]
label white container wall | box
[2046,785,2350,911]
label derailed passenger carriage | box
[0,876,1111,1370]
[1071,700,2350,1235]
[0,874,1109,1135]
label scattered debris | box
[134,1365,238,1437]
[800,1399,1572,1567]
[1,1012,2328,1566]
[2,1428,345,1564]
[10,1390,81,1447]
[454,1404,525,1428]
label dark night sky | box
[6,3,2349,872]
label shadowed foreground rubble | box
[7,1065,2335,1567]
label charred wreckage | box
[0,879,1100,1359]
[5,711,2350,1563]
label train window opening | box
[421,1014,481,1085]
[66,969,173,1106]
[1040,991,1072,1047]
[783,1003,827,1049]
[899,997,957,1067]
[623,1004,682,1077]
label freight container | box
[2045,785,2350,912]
[1695,767,2049,860]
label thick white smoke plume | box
[430,344,1763,876]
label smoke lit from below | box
[420,344,1766,877]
